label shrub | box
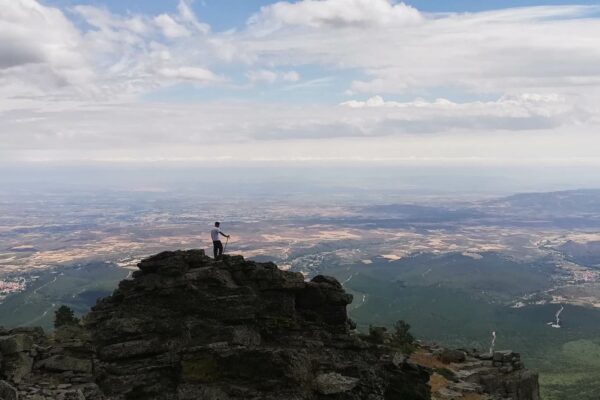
[54,305,79,328]
[368,325,388,344]
[391,320,416,354]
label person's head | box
[215,222,220,227]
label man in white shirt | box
[211,222,230,259]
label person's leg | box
[217,241,224,257]
[213,241,218,259]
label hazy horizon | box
[2,162,600,199]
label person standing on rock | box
[211,222,230,259]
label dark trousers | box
[213,240,223,259]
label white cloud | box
[246,69,300,84]
[1,0,600,166]
[248,0,422,32]
[159,67,225,83]
[74,5,149,34]
[247,69,278,84]
[336,94,586,135]
[6,0,600,102]
[244,2,600,94]
[2,101,599,165]
[282,71,300,82]
[154,14,191,38]
[177,0,210,34]
[0,0,93,99]
[341,94,570,114]
[0,0,230,103]
[0,92,587,158]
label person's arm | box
[219,230,230,238]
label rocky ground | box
[410,345,539,400]
[0,250,540,399]
[0,325,101,399]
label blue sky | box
[3,0,600,165]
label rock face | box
[0,249,541,400]
[86,251,431,400]
[412,344,540,400]
[0,325,102,399]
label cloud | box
[1,0,600,165]
[246,69,300,84]
[154,14,191,38]
[282,71,300,82]
[248,0,422,32]
[0,0,227,105]
[341,93,570,114]
[0,41,42,69]
[246,69,278,84]
[159,67,226,83]
[0,92,585,157]
[2,101,599,165]
[0,0,93,97]
[5,0,600,102]
[334,94,588,136]
[244,3,600,94]
[152,1,210,38]
[177,0,211,33]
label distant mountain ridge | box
[489,189,600,214]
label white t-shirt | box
[211,227,222,241]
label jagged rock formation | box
[0,250,541,400]
[86,251,431,399]
[410,344,540,400]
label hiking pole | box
[224,236,229,254]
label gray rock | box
[98,339,164,360]
[437,387,463,399]
[437,349,466,364]
[0,334,33,355]
[178,385,230,400]
[314,372,359,395]
[493,350,514,362]
[448,381,481,393]
[392,352,407,367]
[36,355,92,373]
[3,352,33,382]
[56,389,86,400]
[0,380,17,400]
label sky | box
[2,0,600,169]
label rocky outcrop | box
[0,249,541,400]
[0,325,101,399]
[86,251,431,400]
[410,344,540,400]
[475,350,539,400]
